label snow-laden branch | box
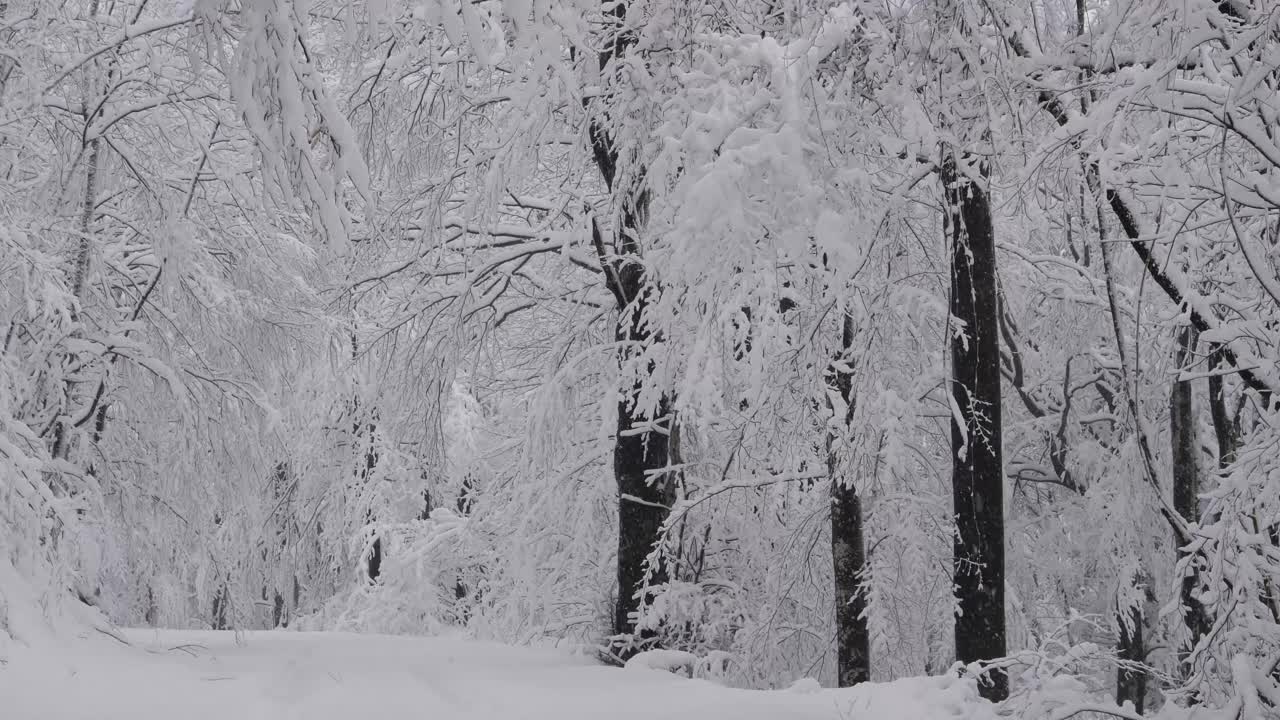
[41,16,195,97]
[659,469,828,527]
[1106,186,1280,405]
[1003,19,1280,406]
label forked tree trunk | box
[829,309,870,686]
[943,151,1008,701]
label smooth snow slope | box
[1,629,999,720]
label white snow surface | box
[1,629,1001,720]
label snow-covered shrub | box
[300,509,474,634]
[636,580,748,658]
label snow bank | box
[0,550,123,666]
[624,648,698,674]
[0,553,49,657]
[0,552,71,658]
[0,628,1005,720]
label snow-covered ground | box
[1,629,1000,720]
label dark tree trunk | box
[589,0,675,657]
[266,462,297,628]
[272,591,285,628]
[1171,326,1211,678]
[1171,328,1200,524]
[1207,345,1239,469]
[367,537,382,583]
[943,152,1007,702]
[610,272,675,647]
[454,474,482,622]
[829,310,870,686]
[355,398,381,585]
[1116,602,1146,713]
[144,585,157,625]
[211,584,229,630]
[829,408,870,682]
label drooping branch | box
[1002,27,1280,408]
[999,306,1080,494]
[1106,187,1276,407]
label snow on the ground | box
[0,628,1001,720]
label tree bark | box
[49,132,101,465]
[613,368,675,645]
[943,152,1008,701]
[1207,345,1239,469]
[1171,326,1211,678]
[1116,601,1146,713]
[595,213,674,648]
[829,309,870,686]
[588,0,674,655]
[359,415,381,584]
[211,583,229,630]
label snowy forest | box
[5,0,1280,717]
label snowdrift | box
[0,628,1004,720]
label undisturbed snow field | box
[1,629,998,719]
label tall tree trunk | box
[943,151,1008,701]
[595,211,674,648]
[612,356,674,646]
[829,309,870,686]
[588,0,674,655]
[1171,326,1211,680]
[50,0,108,468]
[49,128,101,466]
[359,416,381,584]
[1116,600,1146,712]
[1170,333,1200,527]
